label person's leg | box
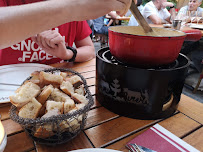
[95,26,108,47]
[96,26,109,35]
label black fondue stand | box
[96,47,190,120]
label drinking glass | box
[172,20,182,30]
[196,11,203,24]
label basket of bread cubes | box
[9,68,94,145]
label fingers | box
[33,30,64,49]
[43,41,67,60]
[37,31,52,49]
[115,0,131,16]
[31,35,37,43]
[49,35,64,48]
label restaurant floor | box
[93,41,203,104]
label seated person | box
[93,11,118,36]
[0,1,95,66]
[142,0,174,24]
[177,0,203,23]
[177,0,203,73]
[128,0,144,26]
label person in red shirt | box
[0,0,95,65]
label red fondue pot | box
[183,29,202,42]
[108,26,187,66]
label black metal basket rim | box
[9,68,94,125]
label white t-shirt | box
[142,1,170,24]
[128,5,144,26]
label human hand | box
[116,0,136,16]
[31,30,72,60]
[161,2,174,8]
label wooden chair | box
[193,59,203,93]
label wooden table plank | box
[50,58,95,69]
[91,97,101,109]
[86,77,95,87]
[71,58,96,69]
[106,128,149,152]
[85,117,159,147]
[85,107,119,129]
[36,132,93,152]
[158,113,201,138]
[183,127,203,152]
[0,104,11,120]
[72,65,96,73]
[81,71,95,79]
[178,94,203,124]
[0,103,10,108]
[2,119,23,135]
[4,132,34,152]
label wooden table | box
[106,15,130,25]
[106,15,130,21]
[1,58,203,152]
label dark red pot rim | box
[108,26,187,39]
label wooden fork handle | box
[130,1,153,33]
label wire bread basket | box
[10,68,94,145]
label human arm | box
[31,30,95,62]
[161,2,174,9]
[148,14,167,24]
[107,19,114,26]
[106,11,119,26]
[0,0,132,49]
[74,36,95,62]
[148,8,171,24]
[108,11,119,19]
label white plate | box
[0,63,53,103]
[163,24,172,28]
[69,148,121,152]
[190,24,203,29]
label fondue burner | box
[102,50,179,70]
[96,47,190,120]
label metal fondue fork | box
[128,143,144,152]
